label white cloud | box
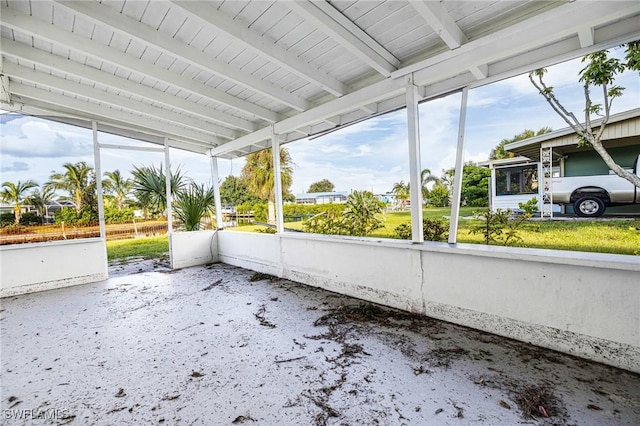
[1,117,93,158]
[0,161,30,173]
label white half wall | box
[0,238,108,298]
[170,230,218,269]
[217,230,640,373]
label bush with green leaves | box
[394,218,449,242]
[427,184,450,207]
[104,206,135,224]
[54,207,96,225]
[302,191,383,237]
[518,197,539,216]
[173,183,215,231]
[470,208,531,246]
[0,212,16,227]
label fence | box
[0,220,168,245]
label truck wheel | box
[573,196,606,218]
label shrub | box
[518,197,539,216]
[427,184,450,207]
[104,206,135,224]
[253,203,268,223]
[302,191,384,237]
[1,212,16,227]
[53,208,95,225]
[470,208,530,246]
[19,212,42,225]
[394,218,449,241]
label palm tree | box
[391,180,410,209]
[131,164,186,218]
[28,185,57,223]
[173,182,216,231]
[46,162,94,213]
[1,180,39,224]
[342,190,384,236]
[240,147,293,224]
[103,170,131,211]
[420,168,441,202]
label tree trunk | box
[267,201,276,225]
[13,205,21,225]
[590,139,640,188]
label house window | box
[495,165,538,195]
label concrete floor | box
[1,262,639,425]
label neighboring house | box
[481,108,640,215]
[0,203,37,217]
[294,191,348,205]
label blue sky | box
[1,52,638,196]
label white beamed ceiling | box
[1,0,639,158]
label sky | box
[1,50,639,197]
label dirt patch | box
[514,385,565,421]
[249,272,277,282]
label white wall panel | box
[170,230,218,270]
[216,231,640,372]
[0,239,107,298]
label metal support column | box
[210,155,224,230]
[164,138,173,266]
[448,87,469,244]
[271,128,285,233]
[406,75,424,243]
[91,121,106,239]
[540,146,554,219]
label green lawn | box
[228,207,640,256]
[106,235,169,261]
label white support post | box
[164,138,173,266]
[92,121,106,239]
[541,146,554,219]
[210,155,224,230]
[448,87,469,244]
[406,75,423,243]
[271,127,285,233]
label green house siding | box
[563,145,640,177]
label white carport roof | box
[1,1,639,159]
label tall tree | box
[1,180,39,224]
[46,162,94,213]
[308,179,335,193]
[131,164,186,218]
[219,175,259,206]
[391,180,410,204]
[443,163,491,207]
[240,148,293,224]
[420,168,440,201]
[490,128,552,160]
[103,170,131,211]
[529,41,640,187]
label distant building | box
[374,193,397,204]
[480,108,640,215]
[295,191,348,205]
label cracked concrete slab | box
[1,262,639,425]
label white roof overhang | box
[1,1,639,158]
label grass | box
[228,207,640,256]
[106,235,169,261]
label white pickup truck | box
[551,155,640,217]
